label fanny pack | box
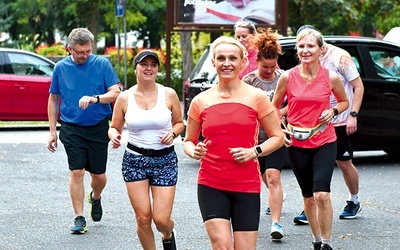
[287,123,327,141]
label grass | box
[0,121,50,128]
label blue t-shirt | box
[50,55,120,126]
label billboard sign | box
[176,0,277,26]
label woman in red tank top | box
[272,28,348,250]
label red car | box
[0,48,55,121]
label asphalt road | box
[0,129,399,250]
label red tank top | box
[286,66,336,148]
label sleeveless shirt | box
[287,66,336,148]
[125,84,172,150]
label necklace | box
[303,73,316,82]
[300,66,319,83]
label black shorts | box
[197,184,260,231]
[335,125,353,161]
[258,146,287,174]
[59,118,110,174]
[288,142,336,197]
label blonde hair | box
[211,36,247,59]
[296,28,324,48]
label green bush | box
[36,43,69,56]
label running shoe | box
[313,241,322,250]
[339,200,362,219]
[162,228,177,250]
[270,222,284,240]
[321,244,333,250]
[88,191,103,222]
[70,216,87,234]
[293,210,309,225]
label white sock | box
[322,237,332,246]
[313,235,322,243]
[349,194,359,204]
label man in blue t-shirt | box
[47,28,121,235]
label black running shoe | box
[313,241,322,250]
[88,191,103,222]
[162,229,176,250]
[339,201,362,219]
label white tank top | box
[125,84,172,150]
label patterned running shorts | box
[121,150,178,186]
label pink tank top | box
[286,66,336,148]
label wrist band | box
[93,95,100,103]
[171,131,177,138]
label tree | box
[287,0,400,37]
[0,2,12,33]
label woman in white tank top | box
[108,50,183,250]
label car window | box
[335,45,363,77]
[279,45,299,70]
[6,52,54,76]
[369,49,400,79]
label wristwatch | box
[333,108,339,117]
[350,111,358,117]
[94,95,100,104]
[255,146,262,157]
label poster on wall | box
[177,0,277,26]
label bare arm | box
[271,71,289,119]
[108,91,128,149]
[326,71,349,121]
[347,76,364,134]
[161,87,184,144]
[183,117,206,160]
[78,84,121,110]
[47,93,60,152]
[257,111,285,156]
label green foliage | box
[191,32,211,62]
[374,2,400,34]
[35,43,69,56]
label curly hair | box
[251,27,282,61]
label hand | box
[79,95,96,109]
[282,129,292,147]
[47,133,58,153]
[346,116,358,135]
[111,134,122,149]
[229,146,254,163]
[192,141,211,160]
[160,131,175,145]
[319,109,335,124]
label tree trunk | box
[180,32,192,83]
[88,8,100,53]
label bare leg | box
[265,169,283,223]
[336,159,359,196]
[89,172,107,200]
[152,185,176,239]
[204,218,234,250]
[70,169,85,216]
[126,180,156,250]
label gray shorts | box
[121,150,178,186]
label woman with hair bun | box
[242,27,289,241]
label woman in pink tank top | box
[272,28,348,250]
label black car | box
[182,36,400,156]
